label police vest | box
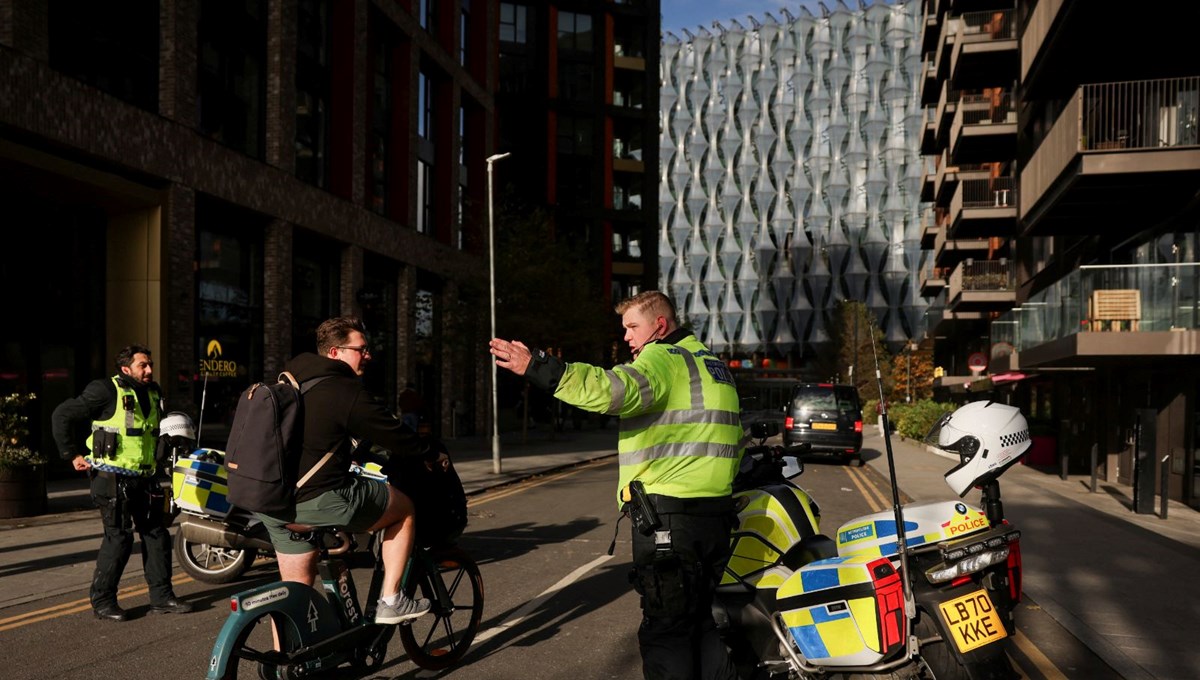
[85,377,162,475]
[554,335,743,508]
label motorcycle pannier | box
[172,450,232,518]
[775,554,906,667]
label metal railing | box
[959,177,1016,208]
[951,259,1015,293]
[996,263,1200,351]
[1021,76,1200,218]
[958,9,1015,41]
[1081,77,1200,150]
[960,91,1014,125]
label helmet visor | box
[923,411,980,459]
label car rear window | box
[792,385,860,413]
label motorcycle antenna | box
[195,371,209,447]
[868,331,916,619]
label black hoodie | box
[284,352,426,502]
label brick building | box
[0,0,497,462]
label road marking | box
[468,458,613,507]
[1013,629,1069,680]
[474,553,614,644]
[843,463,887,512]
[0,574,193,631]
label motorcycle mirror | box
[750,420,780,440]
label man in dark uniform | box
[51,344,192,621]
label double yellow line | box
[0,573,194,632]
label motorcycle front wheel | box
[175,536,256,584]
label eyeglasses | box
[337,345,371,356]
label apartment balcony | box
[920,1,944,55]
[947,258,1016,311]
[920,55,940,106]
[1021,0,1200,101]
[920,210,939,249]
[931,15,957,83]
[949,91,1015,164]
[920,104,939,155]
[993,263,1200,369]
[920,260,949,297]
[920,152,936,201]
[949,10,1017,92]
[1020,76,1200,236]
[933,218,989,270]
[933,149,990,206]
[948,176,1016,238]
[933,81,960,148]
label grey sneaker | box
[375,594,432,625]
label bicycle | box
[205,524,484,679]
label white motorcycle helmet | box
[159,411,196,443]
[925,401,1031,497]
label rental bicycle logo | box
[199,339,239,379]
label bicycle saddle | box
[284,523,355,555]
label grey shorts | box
[257,476,390,555]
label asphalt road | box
[0,451,1123,679]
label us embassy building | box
[659,1,927,363]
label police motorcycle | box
[158,412,277,583]
[717,398,1029,680]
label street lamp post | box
[486,152,511,475]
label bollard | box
[1089,443,1098,493]
[1160,455,1170,519]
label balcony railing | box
[1081,77,1200,150]
[1021,76,1200,218]
[959,176,1016,208]
[993,263,1200,351]
[950,258,1015,294]
[958,9,1015,42]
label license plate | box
[938,589,1007,653]
[811,422,837,431]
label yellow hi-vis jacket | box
[85,376,161,475]
[552,334,743,509]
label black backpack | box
[387,448,468,547]
[225,372,330,515]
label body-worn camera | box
[623,480,661,536]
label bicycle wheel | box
[221,611,298,680]
[398,546,485,671]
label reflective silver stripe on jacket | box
[619,441,743,466]
[606,365,652,415]
[675,348,705,409]
[620,408,741,432]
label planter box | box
[0,463,48,518]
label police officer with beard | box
[52,344,192,621]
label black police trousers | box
[629,496,737,680]
[89,472,175,609]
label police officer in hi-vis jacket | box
[52,344,192,622]
[490,290,742,680]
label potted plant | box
[0,393,48,518]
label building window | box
[460,0,469,65]
[417,160,433,234]
[48,1,159,111]
[557,116,593,156]
[419,0,435,33]
[418,70,433,140]
[558,61,594,102]
[499,3,527,44]
[292,237,340,356]
[296,0,332,188]
[557,11,593,53]
[197,0,267,158]
[368,39,392,216]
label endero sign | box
[200,340,239,378]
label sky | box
[660,0,896,37]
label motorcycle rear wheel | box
[913,614,969,680]
[175,536,256,584]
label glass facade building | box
[659,2,925,359]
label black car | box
[782,383,864,465]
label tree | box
[492,206,613,363]
[889,345,935,405]
[818,300,892,403]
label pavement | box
[2,422,1198,679]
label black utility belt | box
[92,470,152,482]
[645,493,733,516]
